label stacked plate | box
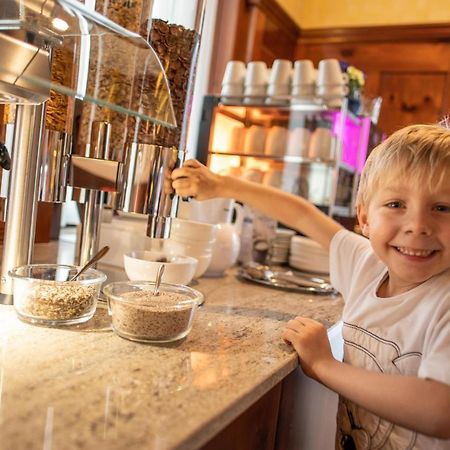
[289,236,329,274]
[270,228,295,264]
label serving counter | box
[0,268,343,450]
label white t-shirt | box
[330,229,450,450]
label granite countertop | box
[0,268,343,450]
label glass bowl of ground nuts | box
[9,264,106,326]
[103,281,203,343]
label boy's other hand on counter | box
[171,159,224,201]
[283,316,334,381]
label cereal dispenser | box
[0,0,203,303]
[118,0,206,236]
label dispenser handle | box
[172,154,193,202]
[0,143,11,171]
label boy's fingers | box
[172,167,196,180]
[184,159,202,168]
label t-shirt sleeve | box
[418,308,450,385]
[329,229,372,299]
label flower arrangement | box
[344,65,365,114]
[346,65,365,92]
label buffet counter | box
[0,268,343,450]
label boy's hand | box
[282,316,334,380]
[171,159,224,201]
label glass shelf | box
[209,150,337,166]
[0,0,176,128]
[215,97,361,126]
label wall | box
[275,0,450,28]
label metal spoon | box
[152,264,165,296]
[69,246,110,281]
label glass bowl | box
[103,281,204,343]
[9,264,106,326]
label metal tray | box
[237,269,337,296]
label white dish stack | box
[220,58,349,108]
[315,59,349,108]
[165,218,218,279]
[270,228,295,264]
[289,236,330,274]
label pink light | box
[332,112,370,174]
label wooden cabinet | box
[295,24,450,135]
[200,383,282,450]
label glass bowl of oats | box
[103,281,203,343]
[9,264,107,326]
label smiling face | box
[357,173,450,296]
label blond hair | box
[356,124,450,207]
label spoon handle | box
[69,246,110,281]
[153,264,165,296]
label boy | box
[172,124,450,449]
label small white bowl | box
[193,253,213,278]
[171,218,217,242]
[124,251,198,285]
[165,239,213,258]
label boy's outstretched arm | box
[171,160,343,249]
[283,317,450,439]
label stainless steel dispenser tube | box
[78,121,112,265]
[120,143,183,239]
[0,105,45,303]
[38,131,71,202]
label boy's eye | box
[385,201,403,208]
[434,204,450,213]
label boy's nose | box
[404,210,433,235]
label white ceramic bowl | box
[193,253,213,278]
[163,240,212,278]
[170,218,217,242]
[123,251,198,285]
[169,233,216,246]
[165,239,213,258]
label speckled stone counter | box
[0,269,343,450]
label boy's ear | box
[357,204,370,237]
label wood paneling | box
[298,23,450,44]
[378,72,447,134]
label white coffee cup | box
[244,61,268,87]
[317,59,346,86]
[244,85,266,104]
[265,126,287,156]
[292,60,315,85]
[309,128,333,159]
[222,60,246,85]
[228,126,244,152]
[243,125,266,154]
[287,127,311,157]
[268,59,292,86]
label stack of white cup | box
[265,126,287,157]
[221,61,246,104]
[291,60,316,104]
[165,218,217,279]
[244,61,268,104]
[316,59,349,107]
[266,59,292,105]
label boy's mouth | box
[394,246,437,258]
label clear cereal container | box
[9,264,106,326]
[103,281,203,343]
